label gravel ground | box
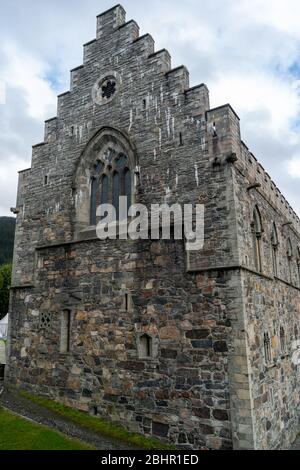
[0,388,133,450]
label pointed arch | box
[73,127,137,232]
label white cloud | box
[236,0,300,38]
[2,43,57,120]
[210,72,300,135]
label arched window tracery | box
[89,150,132,225]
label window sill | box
[138,357,158,362]
[76,226,97,241]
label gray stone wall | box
[233,138,300,449]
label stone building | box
[6,5,300,450]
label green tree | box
[0,264,12,320]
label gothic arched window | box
[89,152,132,225]
[271,222,279,277]
[251,206,263,273]
[287,238,293,284]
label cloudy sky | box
[0,0,300,217]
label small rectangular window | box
[60,310,71,353]
[139,334,153,359]
[44,175,48,185]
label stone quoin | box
[6,4,300,450]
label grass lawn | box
[20,391,177,450]
[0,407,93,450]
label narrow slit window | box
[179,132,183,146]
[123,292,133,312]
[60,310,71,354]
[264,332,271,364]
[44,175,48,186]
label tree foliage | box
[0,217,16,265]
[0,264,11,320]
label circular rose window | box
[92,73,119,106]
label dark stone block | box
[161,349,178,359]
[186,329,210,339]
[152,421,169,437]
[220,427,231,439]
[119,396,128,404]
[200,424,214,435]
[192,339,213,349]
[213,409,229,421]
[213,341,228,353]
[118,361,145,372]
[156,400,168,407]
[220,439,233,450]
[194,407,211,419]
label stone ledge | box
[10,284,34,290]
